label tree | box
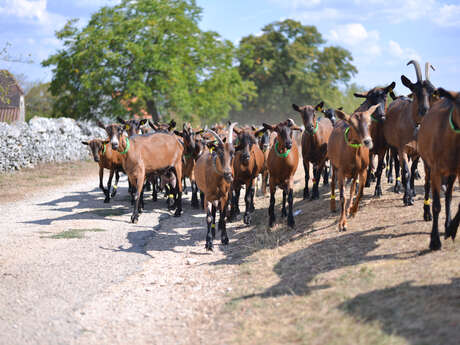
[42,0,254,123]
[233,19,357,124]
[25,82,56,121]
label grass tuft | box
[42,228,105,239]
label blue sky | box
[1,0,459,95]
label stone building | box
[0,70,25,123]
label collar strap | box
[449,106,460,133]
[344,127,362,148]
[275,142,290,158]
[370,114,379,122]
[102,143,107,155]
[120,137,130,154]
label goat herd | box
[82,59,459,252]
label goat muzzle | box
[363,137,373,149]
[223,172,233,183]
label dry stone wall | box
[0,117,106,172]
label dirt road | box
[0,176,236,345]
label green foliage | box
[42,0,254,123]
[232,19,358,124]
[25,82,56,121]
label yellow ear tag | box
[126,124,131,130]
[210,147,214,153]
[316,107,323,112]
[258,132,264,137]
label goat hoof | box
[174,209,182,217]
[429,238,441,251]
[244,214,251,225]
[221,237,229,245]
[303,189,309,200]
[394,182,401,194]
[424,213,432,222]
[104,198,110,203]
[131,216,139,224]
[205,242,213,251]
[388,176,394,184]
[287,218,295,228]
[445,222,458,240]
[342,226,347,232]
[374,187,382,197]
[281,209,287,217]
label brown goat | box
[417,88,460,250]
[229,128,265,225]
[103,123,184,223]
[82,138,124,203]
[352,82,396,196]
[263,119,302,228]
[384,60,436,207]
[293,101,333,200]
[194,123,237,250]
[328,105,379,232]
[254,128,276,196]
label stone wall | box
[0,117,106,172]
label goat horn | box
[205,129,224,147]
[407,60,422,82]
[227,122,238,145]
[425,62,435,81]
[287,118,297,127]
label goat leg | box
[444,175,456,231]
[330,167,337,213]
[269,189,276,228]
[219,198,229,245]
[191,181,199,209]
[322,162,329,186]
[430,173,442,250]
[423,163,432,221]
[243,182,252,225]
[311,164,322,200]
[338,176,347,232]
[392,148,401,193]
[281,190,287,217]
[303,160,310,199]
[409,157,420,197]
[446,202,460,241]
[111,170,120,198]
[287,188,295,228]
[205,199,214,251]
[373,153,385,197]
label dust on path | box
[0,175,238,345]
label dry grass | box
[0,160,98,203]
[218,166,460,345]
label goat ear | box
[168,119,177,130]
[337,106,343,111]
[81,141,89,145]
[254,128,267,137]
[140,119,148,126]
[117,117,126,125]
[291,125,302,131]
[233,127,242,135]
[315,101,324,112]
[389,91,398,101]
[437,88,457,100]
[292,104,301,112]
[365,104,380,117]
[195,129,204,135]
[251,125,257,131]
[401,75,415,91]
[97,120,106,130]
[385,81,396,92]
[335,109,351,122]
[354,92,368,98]
[174,130,183,137]
[262,123,275,131]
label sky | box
[0,0,459,96]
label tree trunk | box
[146,98,160,122]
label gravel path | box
[0,176,236,345]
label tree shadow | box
[339,278,460,345]
[234,227,425,300]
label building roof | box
[0,70,24,109]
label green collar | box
[449,106,460,134]
[308,121,319,135]
[120,137,130,154]
[370,114,379,122]
[275,142,290,158]
[344,127,362,148]
[102,143,107,155]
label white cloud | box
[433,4,460,27]
[270,0,321,8]
[292,7,341,24]
[388,40,421,62]
[74,0,120,8]
[0,0,47,21]
[327,23,381,56]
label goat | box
[103,123,184,223]
[194,123,237,250]
[254,128,276,196]
[328,105,379,232]
[174,123,204,208]
[353,82,396,197]
[384,60,436,207]
[82,138,124,203]
[293,101,333,200]
[262,119,302,228]
[417,88,459,250]
[229,127,265,225]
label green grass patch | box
[42,228,106,239]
